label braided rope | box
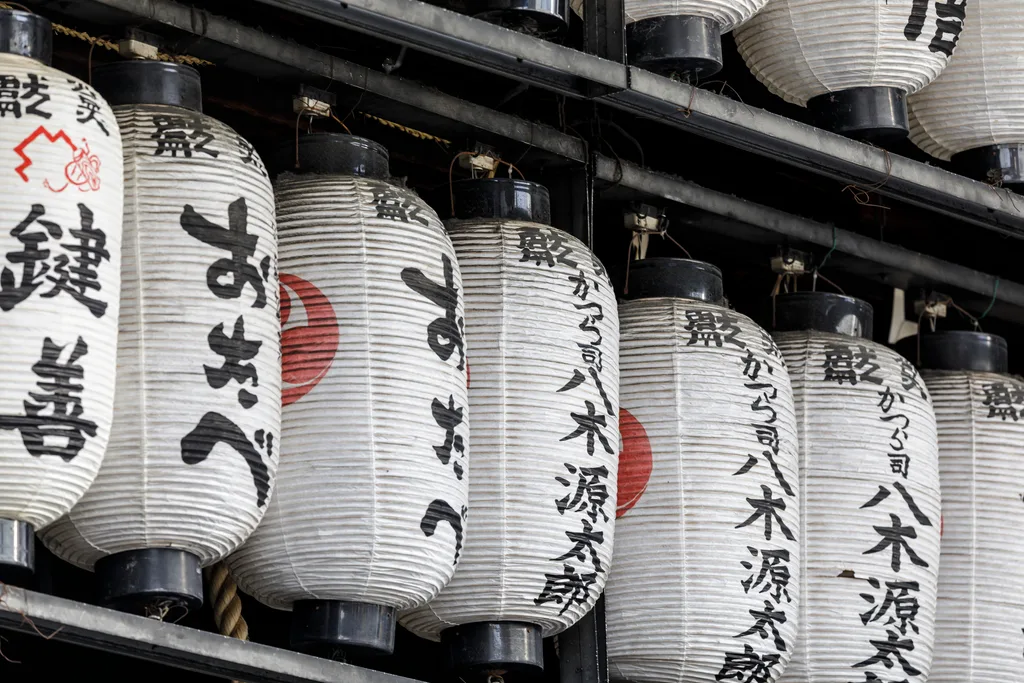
[206,562,249,642]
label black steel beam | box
[0,587,422,683]
[245,0,1024,240]
[593,155,1024,321]
[558,596,608,683]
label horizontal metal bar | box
[252,0,628,97]
[0,586,420,683]
[248,0,1024,239]
[594,155,1024,312]
[78,0,588,163]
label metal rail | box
[0,586,422,683]
[248,0,1024,239]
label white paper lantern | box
[0,10,122,582]
[625,0,769,78]
[909,0,1024,184]
[400,179,618,675]
[772,293,940,683]
[606,258,801,683]
[40,61,279,614]
[734,0,966,140]
[917,331,1024,683]
[225,133,469,656]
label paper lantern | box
[918,331,1024,683]
[772,293,940,683]
[909,1,1024,188]
[226,134,469,657]
[607,258,801,683]
[0,10,122,583]
[40,61,280,614]
[735,0,966,140]
[401,178,619,675]
[626,0,769,78]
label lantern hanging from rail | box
[734,0,966,142]
[0,10,123,585]
[625,0,770,79]
[909,1,1024,189]
[772,292,940,683]
[40,61,280,616]
[226,133,470,658]
[917,331,1024,683]
[606,257,801,683]
[400,177,619,675]
[441,0,570,38]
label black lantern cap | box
[919,330,1009,374]
[470,0,569,37]
[452,178,552,225]
[0,518,35,586]
[443,621,545,674]
[627,15,724,79]
[95,548,203,615]
[807,87,909,144]
[281,133,390,179]
[621,257,725,304]
[0,10,51,64]
[290,600,397,658]
[774,291,874,339]
[93,61,202,111]
[953,144,1024,192]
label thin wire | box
[448,151,477,217]
[498,159,526,179]
[979,277,1001,320]
[294,108,314,169]
[329,112,352,134]
[623,237,633,296]
[87,39,97,85]
[660,230,692,258]
[818,225,839,271]
[814,270,845,295]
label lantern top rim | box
[0,9,52,65]
[93,60,202,112]
[773,291,874,339]
[620,256,725,305]
[280,133,390,179]
[919,330,1009,374]
[451,177,552,226]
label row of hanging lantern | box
[2,7,1022,682]
[440,0,1022,189]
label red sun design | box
[280,273,340,406]
[617,408,653,518]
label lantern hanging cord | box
[979,277,1000,320]
[660,229,691,259]
[329,111,352,135]
[206,562,249,683]
[448,151,477,217]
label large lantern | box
[626,0,769,79]
[401,178,619,675]
[40,61,280,615]
[917,331,1024,683]
[909,1,1024,188]
[226,134,469,657]
[734,0,966,141]
[606,258,801,683]
[772,293,940,683]
[0,10,122,583]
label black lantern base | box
[627,15,723,79]
[0,9,52,64]
[953,144,1024,192]
[621,257,725,304]
[807,86,909,143]
[773,291,874,339]
[919,330,1009,374]
[471,0,569,37]
[95,548,203,616]
[0,519,35,586]
[290,600,397,658]
[442,621,544,675]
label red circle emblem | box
[617,407,653,518]
[280,273,340,406]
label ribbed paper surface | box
[42,105,279,569]
[227,173,469,612]
[923,369,1024,683]
[775,332,940,683]
[625,0,768,32]
[0,54,122,530]
[735,0,961,106]
[607,298,800,683]
[909,1,1024,160]
[401,220,619,639]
